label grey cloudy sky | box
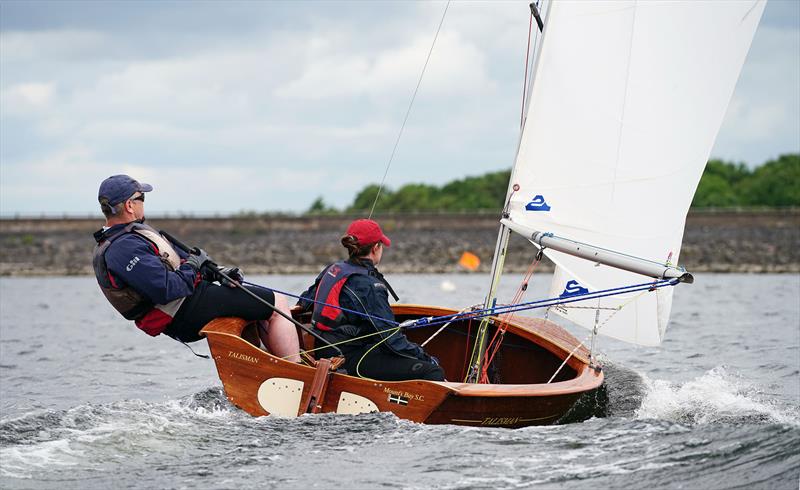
[1,0,798,216]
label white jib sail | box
[505,0,765,345]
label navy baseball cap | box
[98,175,153,207]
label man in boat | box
[91,174,300,361]
[298,219,444,381]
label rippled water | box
[1,274,798,489]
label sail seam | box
[611,0,638,202]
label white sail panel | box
[507,0,765,344]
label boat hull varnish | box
[201,305,604,428]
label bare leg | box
[259,293,301,363]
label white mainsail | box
[504,0,765,345]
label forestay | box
[504,0,765,345]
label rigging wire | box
[278,279,672,370]
[255,275,679,375]
[368,0,451,219]
[546,285,654,383]
[546,332,592,384]
[520,1,543,130]
[420,305,475,347]
[520,9,534,128]
[243,277,677,335]
[401,278,678,330]
[479,252,542,383]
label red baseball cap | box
[346,219,391,247]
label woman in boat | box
[298,219,445,381]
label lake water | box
[1,273,798,489]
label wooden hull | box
[201,305,604,428]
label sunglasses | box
[131,194,145,202]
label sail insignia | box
[559,280,589,298]
[525,195,551,211]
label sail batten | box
[505,0,766,345]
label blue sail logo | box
[560,280,589,298]
[525,195,551,211]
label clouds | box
[0,1,797,216]
[274,30,492,101]
[2,81,56,113]
[711,14,800,163]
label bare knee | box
[265,293,300,362]
[270,293,290,319]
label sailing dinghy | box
[202,0,765,428]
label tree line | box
[307,153,799,214]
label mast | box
[465,1,549,383]
[464,224,511,383]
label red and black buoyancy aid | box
[92,222,184,330]
[311,261,373,331]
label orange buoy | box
[458,251,480,271]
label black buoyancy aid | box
[311,261,372,331]
[92,222,180,321]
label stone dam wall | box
[0,210,797,276]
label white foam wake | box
[0,440,83,479]
[635,366,799,426]
[0,389,237,479]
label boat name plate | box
[228,351,259,364]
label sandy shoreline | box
[1,210,798,276]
